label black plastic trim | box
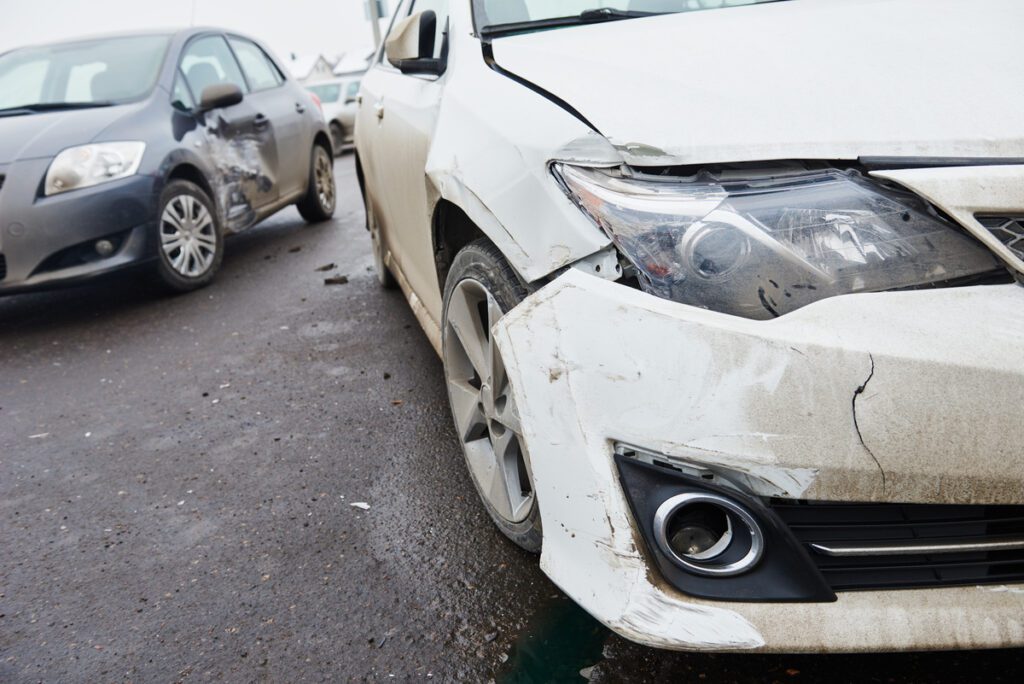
[860,156,1024,171]
[615,455,836,603]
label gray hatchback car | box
[0,29,336,295]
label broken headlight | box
[555,165,1001,319]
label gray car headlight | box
[555,164,1002,319]
[45,142,146,196]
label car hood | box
[0,104,137,163]
[490,0,1024,166]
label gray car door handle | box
[253,113,270,130]
[374,101,384,121]
[295,102,306,114]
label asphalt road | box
[3,156,1024,682]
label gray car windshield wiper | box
[480,8,659,38]
[0,101,116,117]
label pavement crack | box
[851,353,886,493]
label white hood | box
[490,0,1024,166]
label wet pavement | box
[2,156,1024,682]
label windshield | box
[475,0,786,34]
[0,35,170,110]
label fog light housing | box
[654,493,763,576]
[95,239,115,257]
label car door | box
[227,36,308,200]
[181,34,279,229]
[362,0,449,321]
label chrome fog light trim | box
[653,492,764,577]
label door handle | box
[374,101,384,121]
[295,102,306,114]
[253,113,270,130]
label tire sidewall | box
[154,180,224,292]
[442,240,542,552]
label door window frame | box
[225,35,286,93]
[174,31,250,108]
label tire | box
[329,122,345,156]
[296,143,336,223]
[364,185,397,289]
[152,180,224,293]
[442,239,542,552]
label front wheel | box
[296,144,336,223]
[442,240,542,552]
[152,180,223,293]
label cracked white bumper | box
[493,269,1024,652]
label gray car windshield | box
[0,35,170,111]
[475,0,787,35]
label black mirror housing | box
[199,83,244,112]
[386,10,445,76]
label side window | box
[409,0,449,59]
[171,71,194,110]
[228,38,283,92]
[180,35,248,101]
[345,80,360,102]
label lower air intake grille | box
[771,500,1024,591]
[977,216,1024,261]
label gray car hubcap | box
[444,279,534,524]
[161,194,216,278]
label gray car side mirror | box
[198,83,244,112]
[385,10,444,76]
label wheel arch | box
[432,198,489,294]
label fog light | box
[95,239,115,257]
[654,493,764,576]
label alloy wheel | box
[160,194,217,278]
[444,279,534,523]
[314,147,335,212]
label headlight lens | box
[45,142,146,196]
[555,164,1002,319]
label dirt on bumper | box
[493,270,1024,651]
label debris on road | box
[289,246,302,253]
[324,275,349,286]
[350,502,370,511]
[315,263,336,272]
[29,433,49,439]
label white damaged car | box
[355,0,1024,652]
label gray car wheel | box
[153,180,223,293]
[296,143,336,223]
[442,240,542,552]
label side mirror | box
[385,10,444,76]
[198,83,244,111]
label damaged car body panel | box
[356,0,1024,653]
[493,270,1024,651]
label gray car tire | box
[297,143,336,223]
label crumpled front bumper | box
[493,269,1024,652]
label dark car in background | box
[0,28,336,295]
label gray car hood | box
[0,104,137,163]
[491,0,1024,166]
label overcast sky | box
[0,0,392,63]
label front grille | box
[977,216,1024,261]
[771,500,1024,591]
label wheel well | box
[168,164,215,204]
[313,131,332,154]
[433,199,487,291]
